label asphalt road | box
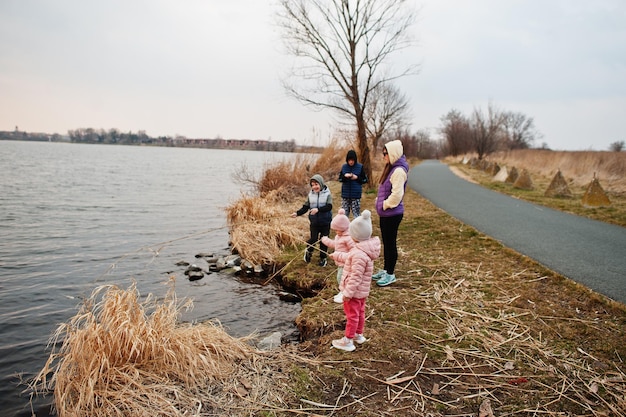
[408,160,626,305]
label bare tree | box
[609,140,624,152]
[440,109,472,156]
[365,83,411,153]
[501,111,541,150]
[470,103,505,159]
[277,0,417,183]
[385,128,440,159]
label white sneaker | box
[333,292,343,303]
[354,334,367,344]
[332,337,355,352]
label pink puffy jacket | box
[332,237,381,299]
[321,231,355,267]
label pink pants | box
[343,297,366,339]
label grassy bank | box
[274,176,626,416]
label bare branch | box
[277,0,418,183]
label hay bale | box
[582,176,611,207]
[513,169,534,190]
[505,166,519,184]
[545,169,572,198]
[493,165,508,182]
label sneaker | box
[354,334,367,344]
[372,269,386,280]
[333,291,343,303]
[376,273,396,287]
[318,258,327,267]
[304,250,312,263]
[331,337,355,352]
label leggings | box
[341,198,361,218]
[379,214,403,275]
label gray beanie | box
[349,210,373,241]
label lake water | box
[0,141,302,416]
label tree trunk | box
[356,116,373,190]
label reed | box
[225,189,307,264]
[31,279,254,416]
[256,144,345,197]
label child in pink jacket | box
[321,209,355,303]
[330,210,381,352]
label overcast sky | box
[1,0,624,151]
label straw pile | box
[30,279,275,416]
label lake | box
[0,141,302,416]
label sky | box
[1,0,625,151]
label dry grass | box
[225,189,307,265]
[283,181,626,416]
[31,278,257,416]
[29,278,330,417]
[253,145,346,197]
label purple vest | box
[376,156,409,217]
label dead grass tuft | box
[225,190,307,264]
[255,143,347,197]
[30,279,332,416]
[31,279,260,416]
[257,154,316,197]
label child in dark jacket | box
[338,149,368,218]
[291,174,333,267]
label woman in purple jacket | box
[373,140,409,287]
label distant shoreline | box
[0,131,324,154]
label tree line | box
[0,128,310,153]
[438,103,543,159]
